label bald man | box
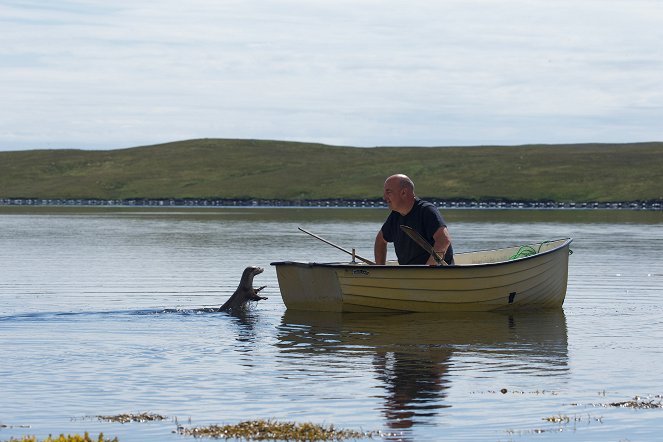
[374,174,454,266]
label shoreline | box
[1,197,661,210]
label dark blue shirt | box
[381,198,454,265]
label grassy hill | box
[1,139,661,202]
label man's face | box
[383,178,405,212]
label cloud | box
[1,0,662,150]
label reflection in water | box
[152,306,262,349]
[228,309,261,344]
[373,347,452,430]
[277,310,568,432]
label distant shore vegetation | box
[1,139,661,205]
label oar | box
[298,227,375,265]
[399,225,445,266]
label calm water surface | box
[1,207,662,441]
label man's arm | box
[374,230,388,265]
[425,226,452,266]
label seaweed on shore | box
[571,395,663,409]
[607,396,663,409]
[96,413,167,424]
[3,433,117,442]
[177,419,381,441]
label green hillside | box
[0,139,661,202]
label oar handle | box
[298,227,375,265]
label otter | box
[219,266,267,312]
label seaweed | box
[176,419,380,441]
[96,413,168,424]
[607,396,663,409]
[3,433,117,442]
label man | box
[374,174,454,265]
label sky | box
[1,0,663,151]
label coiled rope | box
[509,242,548,260]
[509,241,573,260]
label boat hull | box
[272,238,572,312]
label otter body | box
[219,266,267,312]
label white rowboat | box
[271,238,573,312]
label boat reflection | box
[277,310,568,432]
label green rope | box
[509,245,538,260]
[509,241,551,260]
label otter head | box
[240,266,264,287]
[244,265,263,278]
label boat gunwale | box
[270,237,573,270]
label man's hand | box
[426,226,452,266]
[426,254,447,266]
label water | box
[1,207,662,441]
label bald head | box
[385,174,415,193]
[383,174,416,215]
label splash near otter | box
[219,266,267,312]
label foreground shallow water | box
[1,207,661,441]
